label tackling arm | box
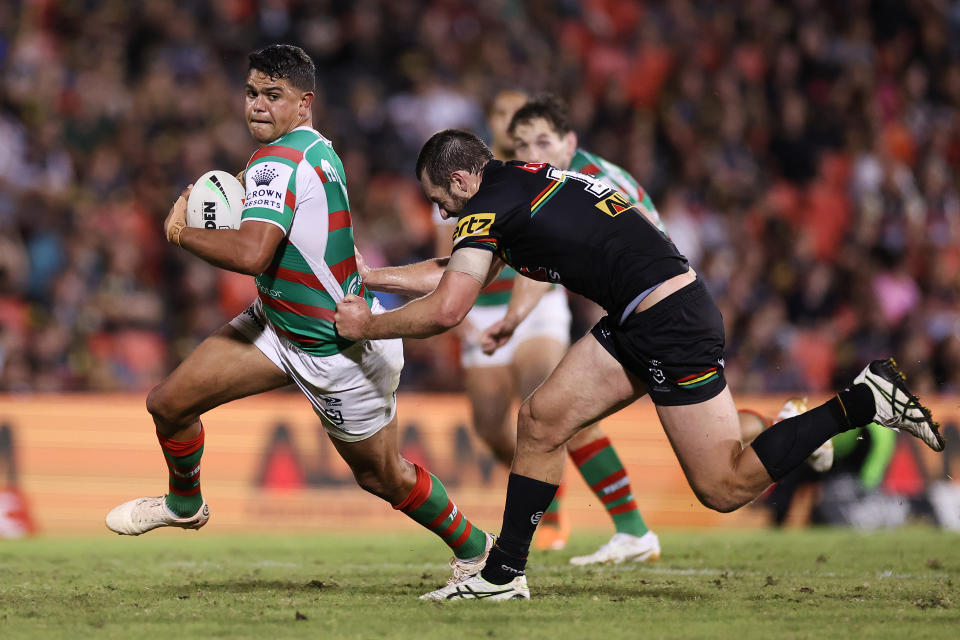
[359,254,451,297]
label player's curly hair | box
[248,44,316,92]
[507,93,573,136]
[416,129,494,186]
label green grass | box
[1,528,957,639]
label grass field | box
[1,527,957,639]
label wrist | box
[167,221,186,246]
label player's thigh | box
[464,364,515,431]
[150,324,290,416]
[510,335,566,399]
[522,332,646,448]
[654,385,744,489]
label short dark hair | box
[416,129,494,186]
[508,93,573,136]
[248,44,316,93]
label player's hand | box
[163,185,192,245]
[335,294,373,340]
[480,317,518,355]
[354,246,371,282]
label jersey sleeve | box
[241,158,298,233]
[451,209,500,254]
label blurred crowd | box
[0,0,958,395]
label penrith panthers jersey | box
[451,160,689,323]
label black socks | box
[481,473,559,585]
[751,383,875,481]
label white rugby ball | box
[186,170,246,230]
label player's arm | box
[358,251,451,297]
[480,276,552,355]
[335,248,495,340]
[163,186,283,275]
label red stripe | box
[329,209,351,231]
[392,464,432,512]
[569,436,611,466]
[157,429,204,457]
[259,292,335,322]
[168,482,202,497]
[540,512,561,525]
[580,163,601,175]
[450,521,474,549]
[677,367,717,383]
[273,325,321,344]
[252,145,304,165]
[601,485,632,504]
[590,468,627,493]
[284,189,296,212]
[427,501,455,530]
[313,165,328,183]
[270,265,324,290]
[329,255,357,284]
[530,182,553,205]
[439,510,464,539]
[481,278,514,294]
[608,500,638,516]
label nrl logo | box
[252,165,279,186]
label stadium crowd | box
[0,0,958,396]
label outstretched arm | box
[358,250,450,297]
[336,248,497,340]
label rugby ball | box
[186,170,245,230]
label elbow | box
[435,300,469,330]
[242,251,275,276]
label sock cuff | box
[569,436,612,466]
[392,462,432,511]
[157,426,204,456]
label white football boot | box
[853,358,944,452]
[106,496,209,535]
[569,530,661,566]
[447,531,496,585]
[420,573,530,601]
[776,397,834,472]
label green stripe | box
[204,178,229,209]
[475,290,513,306]
[256,277,338,308]
[407,476,450,527]
[242,207,288,225]
[162,448,203,469]
[324,227,355,266]
[605,493,635,511]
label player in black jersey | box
[335,129,943,601]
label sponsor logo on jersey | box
[244,161,293,214]
[452,213,496,245]
[595,191,636,217]
[253,165,280,186]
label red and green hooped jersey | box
[569,149,666,233]
[242,126,372,356]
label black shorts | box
[590,277,726,406]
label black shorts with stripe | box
[590,276,726,406]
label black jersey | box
[451,160,689,323]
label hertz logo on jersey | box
[453,213,496,245]
[595,191,636,217]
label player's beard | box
[448,191,470,216]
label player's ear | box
[565,131,578,152]
[300,91,315,115]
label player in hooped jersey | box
[105,46,494,586]
[334,130,943,600]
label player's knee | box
[146,383,189,430]
[517,398,563,453]
[692,476,752,513]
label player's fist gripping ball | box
[186,170,245,230]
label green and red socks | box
[392,463,488,559]
[158,427,205,518]
[569,436,649,537]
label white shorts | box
[229,298,404,442]
[460,287,571,368]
